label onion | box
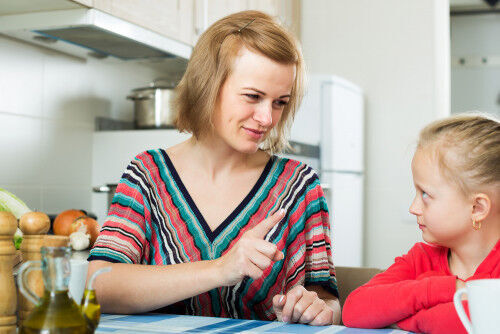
[19,211,50,235]
[53,209,86,236]
[72,216,99,247]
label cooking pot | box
[92,184,117,210]
[127,80,175,129]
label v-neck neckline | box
[161,150,275,243]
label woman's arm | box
[270,173,341,326]
[271,285,340,325]
[88,259,221,313]
[88,210,285,314]
[307,285,341,325]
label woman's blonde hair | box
[172,10,304,153]
[417,113,500,194]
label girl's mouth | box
[417,218,426,230]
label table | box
[96,314,413,333]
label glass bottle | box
[18,246,90,334]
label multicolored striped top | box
[89,148,338,320]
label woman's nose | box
[253,102,273,127]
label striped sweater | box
[89,149,338,320]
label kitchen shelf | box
[94,117,319,158]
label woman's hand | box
[214,210,285,286]
[272,286,334,326]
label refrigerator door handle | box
[321,183,331,190]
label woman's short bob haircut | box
[172,10,305,153]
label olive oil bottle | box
[18,247,90,333]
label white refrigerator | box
[295,74,364,267]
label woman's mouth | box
[243,127,265,140]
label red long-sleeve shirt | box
[342,240,500,334]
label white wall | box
[0,36,158,216]
[451,13,500,117]
[301,0,450,268]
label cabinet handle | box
[93,185,111,193]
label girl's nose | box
[253,102,273,127]
[409,195,422,216]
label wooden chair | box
[335,266,383,314]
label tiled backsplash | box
[0,35,159,217]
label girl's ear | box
[471,193,491,222]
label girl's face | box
[409,148,473,247]
[212,47,295,154]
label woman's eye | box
[245,94,259,100]
[422,191,429,199]
[273,100,288,108]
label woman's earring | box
[472,219,482,230]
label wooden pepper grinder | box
[18,234,44,321]
[17,212,52,321]
[0,212,18,334]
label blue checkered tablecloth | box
[96,314,413,333]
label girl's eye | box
[422,191,429,199]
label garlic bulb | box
[69,224,90,250]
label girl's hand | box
[456,278,468,301]
[272,286,334,326]
[214,210,285,286]
[456,278,466,291]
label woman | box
[87,10,341,326]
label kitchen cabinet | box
[0,1,194,46]
[92,0,194,46]
[192,0,300,44]
[0,0,299,47]
[71,0,92,6]
[89,0,299,46]
[192,0,246,42]
[0,0,84,15]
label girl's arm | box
[342,244,456,328]
[396,301,468,334]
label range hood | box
[0,8,191,65]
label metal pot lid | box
[127,81,175,100]
[134,78,176,91]
[131,85,174,92]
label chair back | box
[335,266,382,312]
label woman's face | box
[212,47,296,154]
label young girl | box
[342,114,500,334]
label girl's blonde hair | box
[172,10,304,153]
[417,113,500,194]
